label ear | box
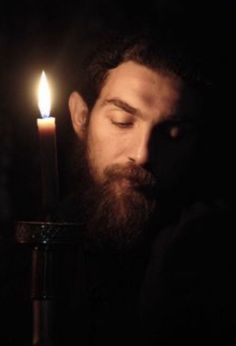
[68,91,88,138]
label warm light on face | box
[38,71,51,118]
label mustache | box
[103,163,157,190]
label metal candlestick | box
[15,221,82,346]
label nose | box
[128,128,151,167]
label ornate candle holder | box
[15,221,83,346]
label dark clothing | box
[0,200,235,345]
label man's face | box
[87,61,197,189]
[70,61,199,245]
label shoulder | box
[140,200,236,343]
[151,199,234,261]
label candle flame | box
[38,71,51,117]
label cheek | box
[154,137,197,184]
[87,117,121,172]
[88,111,134,158]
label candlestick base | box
[15,221,83,346]
[15,221,83,245]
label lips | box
[111,178,133,193]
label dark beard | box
[84,163,158,248]
[63,136,159,249]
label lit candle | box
[37,71,59,213]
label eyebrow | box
[103,97,195,123]
[103,98,139,115]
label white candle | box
[37,71,59,213]
[37,117,56,135]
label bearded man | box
[0,33,234,346]
[48,34,234,345]
[61,35,204,246]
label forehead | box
[95,61,202,122]
[97,61,184,118]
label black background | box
[0,0,235,228]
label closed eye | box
[158,120,194,139]
[111,120,134,128]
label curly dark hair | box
[78,32,211,112]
